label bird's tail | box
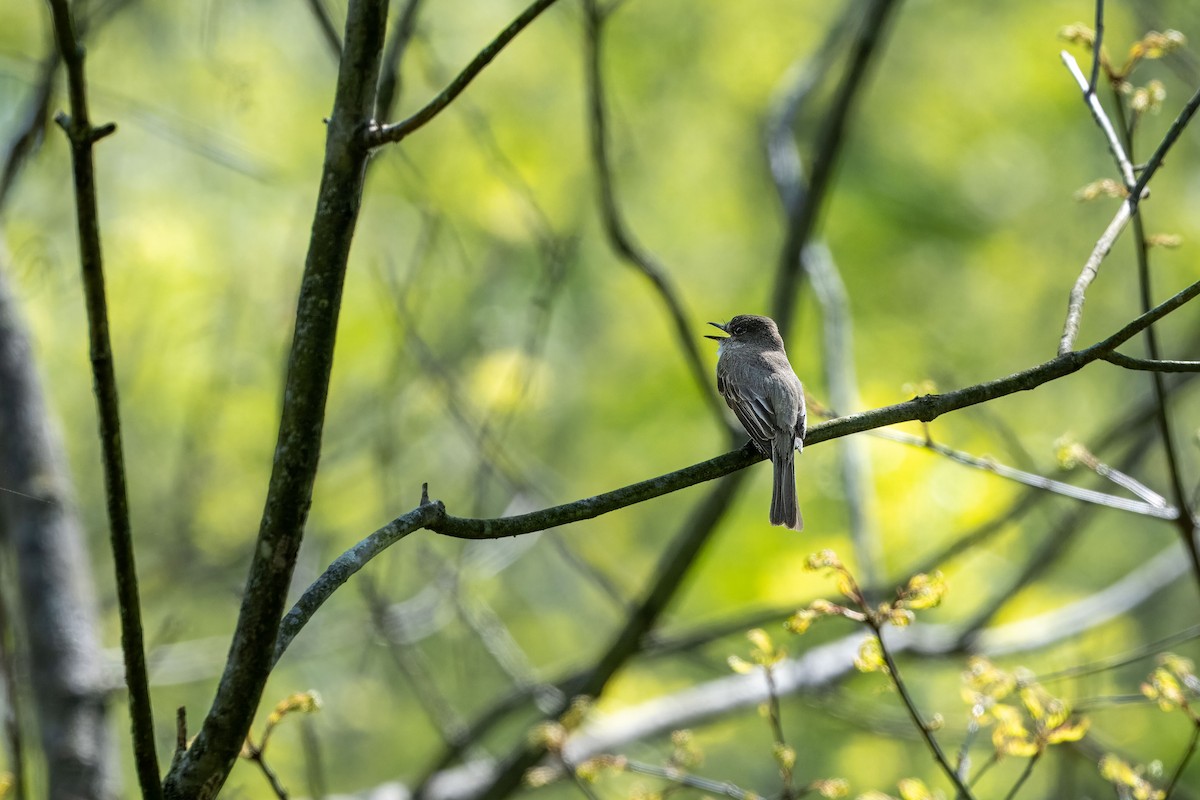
[770,443,802,531]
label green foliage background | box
[3,0,1200,796]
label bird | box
[705,314,806,530]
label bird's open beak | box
[704,321,728,341]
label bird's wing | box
[717,364,776,447]
[764,366,806,451]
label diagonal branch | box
[772,0,900,335]
[368,0,564,146]
[1059,80,1200,354]
[583,0,724,422]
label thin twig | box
[1100,351,1200,372]
[1112,78,1200,593]
[873,429,1176,519]
[773,0,900,335]
[1058,81,1200,354]
[1001,750,1041,800]
[869,623,976,800]
[619,760,756,800]
[43,1,161,796]
[1058,201,1132,355]
[369,0,564,145]
[304,0,343,59]
[376,0,424,120]
[162,0,390,795]
[1088,0,1105,93]
[582,0,724,423]
[1162,720,1200,797]
[1061,51,1135,185]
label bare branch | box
[582,0,725,423]
[163,0,390,795]
[304,0,343,60]
[43,0,160,794]
[1058,200,1132,355]
[1058,79,1200,355]
[874,429,1176,519]
[1060,50,1136,185]
[1100,351,1200,372]
[369,0,564,146]
[773,0,900,335]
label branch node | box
[91,122,117,143]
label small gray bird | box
[706,314,806,530]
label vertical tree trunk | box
[0,248,117,800]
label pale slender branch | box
[1061,50,1135,185]
[44,1,160,796]
[873,429,1176,519]
[1058,78,1200,355]
[1065,441,1169,509]
[618,760,755,800]
[1101,351,1200,372]
[368,0,564,145]
[1058,201,1132,355]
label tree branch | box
[772,0,899,335]
[1100,351,1200,372]
[44,0,160,795]
[162,0,390,795]
[583,0,725,423]
[368,0,564,146]
[1059,79,1200,354]
[271,278,1200,677]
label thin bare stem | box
[1112,80,1200,592]
[304,0,343,59]
[1163,720,1200,797]
[582,0,724,423]
[773,0,899,335]
[620,760,756,800]
[44,1,160,796]
[369,0,564,145]
[1058,201,1131,355]
[1058,79,1200,355]
[162,0,390,795]
[1088,0,1105,93]
[873,429,1176,519]
[869,622,976,800]
[1060,51,1135,185]
[1001,750,1041,800]
[1101,351,1200,372]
